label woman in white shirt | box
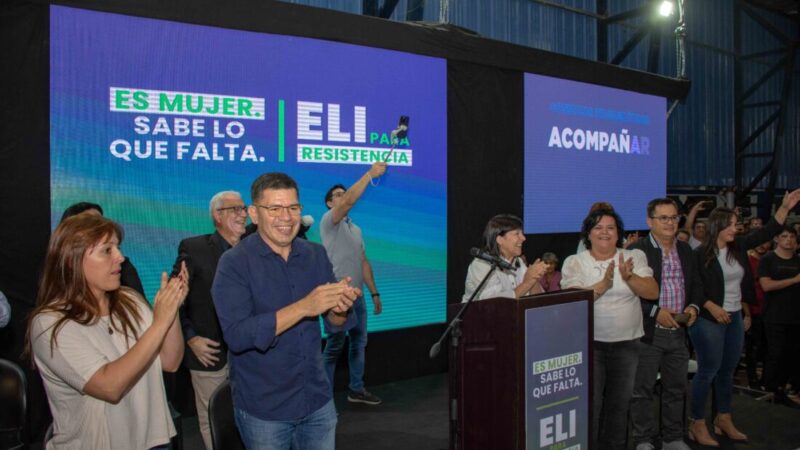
[561,208,658,450]
[27,214,188,450]
[687,190,800,446]
[463,214,548,301]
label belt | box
[655,323,680,331]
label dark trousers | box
[630,328,689,446]
[593,339,639,450]
[744,314,766,386]
[763,322,800,393]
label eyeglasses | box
[651,215,679,224]
[217,205,248,214]
[254,203,303,217]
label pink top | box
[539,271,562,292]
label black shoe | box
[347,389,382,405]
[775,391,800,409]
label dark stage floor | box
[178,374,449,450]
[175,373,800,450]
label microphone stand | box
[430,261,499,358]
[431,260,500,450]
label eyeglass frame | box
[216,205,248,214]
[649,215,680,224]
[253,203,304,217]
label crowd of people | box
[26,163,390,450]
[467,190,800,450]
[15,165,800,449]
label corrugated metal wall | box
[281,0,799,188]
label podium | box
[447,289,593,450]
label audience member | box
[171,191,247,450]
[538,252,562,292]
[745,240,771,389]
[321,162,386,406]
[576,202,640,253]
[758,226,800,406]
[684,200,711,249]
[463,214,547,301]
[27,214,187,449]
[628,198,703,450]
[561,208,658,450]
[0,289,9,328]
[211,172,358,450]
[676,229,691,243]
[688,189,800,445]
[61,202,146,299]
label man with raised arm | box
[321,162,387,405]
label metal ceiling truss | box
[734,0,798,207]
[362,0,423,20]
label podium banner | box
[525,300,590,450]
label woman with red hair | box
[27,214,188,449]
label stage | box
[175,373,800,450]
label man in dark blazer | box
[628,198,704,450]
[172,191,247,450]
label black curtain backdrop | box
[1,0,687,442]
[1,2,52,441]
[447,61,524,300]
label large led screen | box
[524,73,666,234]
[50,6,447,332]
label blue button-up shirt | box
[211,233,351,420]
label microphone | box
[296,215,314,240]
[470,247,515,271]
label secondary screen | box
[524,73,666,234]
[50,6,447,331]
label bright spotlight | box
[659,0,675,17]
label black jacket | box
[121,257,145,299]
[172,232,230,371]
[628,235,704,343]
[694,219,782,323]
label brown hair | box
[702,207,739,267]
[25,215,146,359]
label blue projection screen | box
[523,73,666,234]
[50,6,447,332]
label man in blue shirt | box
[212,172,359,450]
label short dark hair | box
[250,172,299,204]
[541,252,559,264]
[482,214,524,257]
[677,229,691,238]
[324,184,347,209]
[60,202,103,223]
[580,208,625,250]
[646,198,678,218]
[778,225,798,237]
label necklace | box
[100,316,114,335]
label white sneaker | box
[662,440,691,450]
